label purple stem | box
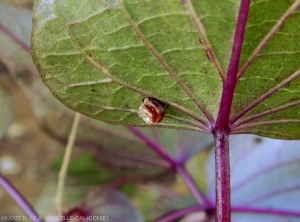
[153,205,208,222]
[214,131,231,222]
[213,0,251,221]
[154,204,300,222]
[215,0,251,131]
[127,127,177,168]
[177,165,212,206]
[127,127,208,207]
[0,23,30,52]
[0,173,44,222]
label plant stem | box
[214,0,251,221]
[0,23,30,52]
[155,203,300,222]
[54,112,81,215]
[153,205,207,222]
[215,0,251,131]
[128,127,211,212]
[0,173,44,222]
[214,131,231,222]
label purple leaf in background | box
[206,135,300,221]
[138,128,213,164]
[0,2,36,75]
[62,186,143,222]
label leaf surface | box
[31,0,239,132]
[31,0,300,139]
[230,0,300,139]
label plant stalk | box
[214,0,251,221]
[0,173,44,222]
[54,112,81,215]
[214,131,231,222]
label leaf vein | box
[238,0,300,79]
[230,69,300,125]
[182,0,225,82]
[232,119,300,133]
[118,0,214,125]
[232,100,300,129]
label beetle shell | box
[138,98,165,124]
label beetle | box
[138,98,165,124]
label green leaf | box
[31,0,237,132]
[52,152,115,182]
[31,0,300,139]
[230,0,300,139]
[17,53,174,181]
